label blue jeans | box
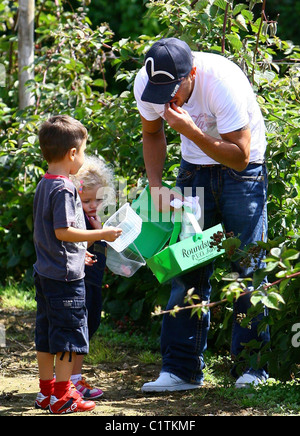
[161,160,270,383]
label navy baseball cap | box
[141,38,193,104]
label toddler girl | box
[71,155,116,399]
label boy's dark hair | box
[39,115,88,163]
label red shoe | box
[34,383,81,411]
[49,388,95,414]
[35,392,50,410]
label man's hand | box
[164,102,251,172]
[149,185,184,214]
[164,102,199,139]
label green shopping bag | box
[146,218,225,284]
[130,183,178,259]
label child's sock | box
[71,374,82,385]
[53,380,71,399]
[39,378,55,397]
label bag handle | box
[169,215,181,246]
[169,208,202,246]
[184,210,203,234]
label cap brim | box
[141,80,181,105]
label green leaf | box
[270,247,281,259]
[191,306,202,319]
[281,249,299,261]
[233,4,247,15]
[235,14,248,31]
[222,237,241,250]
[263,261,279,272]
[251,293,263,306]
[253,268,267,289]
[93,79,106,88]
[226,34,243,52]
[261,292,285,310]
[222,272,240,281]
[213,0,228,10]
[242,10,254,21]
[279,279,290,292]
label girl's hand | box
[87,214,102,229]
[85,251,97,266]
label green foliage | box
[0,0,299,379]
[210,235,300,379]
[102,266,171,341]
[0,124,43,281]
[219,377,300,414]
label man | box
[134,38,270,391]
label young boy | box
[33,115,122,414]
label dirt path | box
[0,308,267,417]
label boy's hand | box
[102,227,122,242]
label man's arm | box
[141,115,166,188]
[140,115,183,212]
[164,103,251,171]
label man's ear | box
[190,66,197,80]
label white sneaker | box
[141,372,203,393]
[235,369,268,389]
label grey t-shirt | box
[33,173,87,281]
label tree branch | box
[252,0,267,83]
[222,2,230,54]
[152,271,300,317]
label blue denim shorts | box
[34,273,89,355]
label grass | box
[1,281,299,415]
[225,379,300,414]
[203,354,300,415]
[86,321,161,365]
[0,282,36,311]
[87,327,300,415]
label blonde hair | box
[71,155,116,208]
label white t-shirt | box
[134,52,267,165]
